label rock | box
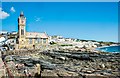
[84,74,109,78]
[69,54,91,60]
[100,64,105,69]
[40,61,56,70]
[81,68,95,74]
[57,56,66,61]
[57,69,79,77]
[4,55,13,62]
[64,67,76,72]
[105,63,111,69]
[3,50,120,77]
[112,72,120,76]
[96,65,101,70]
[81,69,86,73]
[41,69,58,77]
[24,62,34,67]
[86,70,93,74]
[33,59,56,70]
[57,70,70,76]
[100,72,112,76]
[67,71,79,76]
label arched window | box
[21,29,24,35]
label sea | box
[97,45,120,53]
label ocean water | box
[97,45,120,53]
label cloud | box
[36,18,41,22]
[10,7,15,12]
[34,16,42,22]
[0,7,10,19]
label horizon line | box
[1,0,120,2]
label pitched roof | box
[26,32,48,38]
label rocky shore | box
[1,50,120,78]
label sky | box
[1,2,118,42]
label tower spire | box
[20,11,24,16]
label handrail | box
[4,61,14,78]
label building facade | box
[17,12,48,49]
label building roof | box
[26,32,48,39]
[0,37,6,42]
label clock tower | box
[18,11,26,48]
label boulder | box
[41,69,58,76]
[57,70,79,77]
[84,74,109,78]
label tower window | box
[21,29,24,35]
[29,38,32,44]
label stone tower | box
[18,11,26,48]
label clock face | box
[21,20,24,24]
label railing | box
[4,61,14,78]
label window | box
[21,29,24,35]
[43,39,46,43]
[35,39,37,44]
[35,38,39,44]
[29,38,32,44]
[35,38,40,44]
[37,38,41,43]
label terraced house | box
[16,11,48,49]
